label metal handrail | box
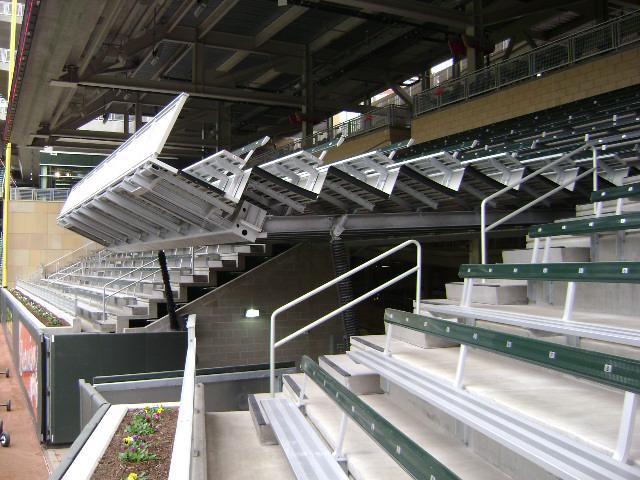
[17,280,77,316]
[43,241,104,276]
[269,239,422,395]
[102,258,159,322]
[169,314,194,480]
[51,265,85,282]
[168,314,197,479]
[414,11,640,116]
[480,143,591,264]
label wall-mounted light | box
[245,308,260,318]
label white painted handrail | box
[102,258,159,322]
[270,239,422,395]
[480,143,590,264]
[168,314,197,480]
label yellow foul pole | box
[2,0,18,287]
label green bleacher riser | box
[384,309,640,394]
[300,355,461,480]
[590,182,640,203]
[459,262,640,283]
[529,213,640,238]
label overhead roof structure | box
[4,0,636,185]
[57,87,640,250]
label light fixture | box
[277,0,288,6]
[194,0,208,17]
[54,171,61,178]
[245,308,260,318]
[150,48,160,66]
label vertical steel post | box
[614,392,637,462]
[333,412,349,459]
[2,0,18,287]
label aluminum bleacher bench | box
[423,262,640,349]
[349,308,640,480]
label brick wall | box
[176,243,344,367]
[323,127,411,164]
[411,46,640,144]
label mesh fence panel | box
[467,68,497,97]
[498,56,531,86]
[574,24,615,61]
[619,14,640,46]
[533,41,570,73]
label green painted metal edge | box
[459,262,640,283]
[590,182,640,202]
[380,138,414,154]
[529,213,640,238]
[385,309,640,393]
[300,355,462,480]
[49,403,111,480]
[232,136,270,156]
[308,137,343,154]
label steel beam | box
[53,77,305,108]
[262,209,574,236]
[322,0,471,29]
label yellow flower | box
[144,405,150,412]
[123,436,133,445]
[157,406,165,414]
[127,474,138,480]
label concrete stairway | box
[28,243,274,332]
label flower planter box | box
[62,403,179,480]
[8,288,77,333]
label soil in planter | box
[91,408,179,480]
[10,289,69,327]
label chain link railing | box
[10,188,70,201]
[414,11,640,116]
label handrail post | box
[480,143,590,265]
[270,239,422,396]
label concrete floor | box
[285,372,513,480]
[0,332,49,479]
[205,411,296,480]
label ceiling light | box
[193,0,208,17]
[245,308,260,318]
[278,0,288,5]
[54,171,60,178]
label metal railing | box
[10,188,70,201]
[0,1,23,17]
[168,314,197,480]
[16,280,77,316]
[252,104,411,165]
[43,241,105,277]
[269,239,422,395]
[102,259,160,322]
[414,11,640,116]
[480,143,592,264]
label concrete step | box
[348,335,640,476]
[318,355,382,395]
[445,281,528,305]
[283,372,513,480]
[205,410,296,480]
[502,246,590,263]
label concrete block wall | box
[173,243,344,368]
[411,46,640,144]
[323,127,410,164]
[6,200,89,286]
